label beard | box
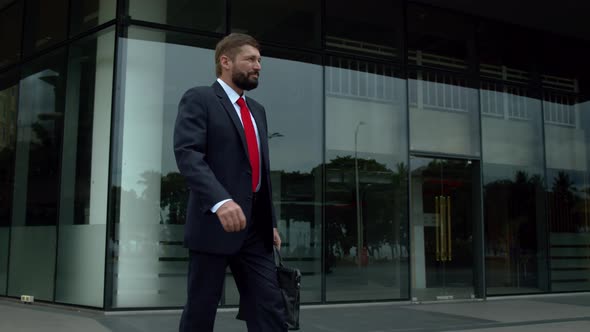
[232,70,259,91]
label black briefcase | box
[275,247,301,330]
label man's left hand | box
[273,228,281,249]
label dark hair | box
[215,33,260,77]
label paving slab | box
[448,320,590,332]
[407,299,590,323]
[531,294,590,307]
[2,295,590,332]
[0,302,110,332]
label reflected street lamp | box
[354,121,365,267]
[268,132,284,139]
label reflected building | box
[0,86,17,150]
[0,0,589,310]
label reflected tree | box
[322,156,407,264]
[549,171,581,232]
[160,172,188,225]
[484,170,544,287]
[137,171,188,225]
[0,146,15,227]
[127,155,408,266]
[551,171,576,209]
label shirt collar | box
[217,78,246,105]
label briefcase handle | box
[273,246,286,268]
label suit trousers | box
[179,226,287,332]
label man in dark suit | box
[174,33,287,331]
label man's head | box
[215,33,261,93]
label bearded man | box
[174,33,287,332]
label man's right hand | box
[215,200,246,232]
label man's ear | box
[220,55,231,70]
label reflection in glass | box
[128,0,225,33]
[545,92,590,292]
[55,29,115,307]
[541,37,590,96]
[110,28,211,308]
[231,0,321,49]
[325,0,402,58]
[23,0,69,56]
[540,37,590,291]
[114,27,324,307]
[70,0,116,35]
[8,48,67,301]
[0,71,19,295]
[237,54,323,304]
[407,4,474,70]
[410,157,478,301]
[325,58,408,301]
[0,2,23,69]
[481,83,548,295]
[409,71,480,156]
[477,22,536,83]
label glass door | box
[410,156,479,300]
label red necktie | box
[237,97,260,192]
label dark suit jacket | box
[174,81,277,254]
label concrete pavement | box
[1,293,589,331]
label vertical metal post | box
[355,121,364,267]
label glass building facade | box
[1,0,589,309]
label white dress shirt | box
[211,78,262,213]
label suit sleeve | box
[174,88,230,213]
[260,106,278,228]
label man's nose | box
[253,61,261,70]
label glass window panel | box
[541,37,590,96]
[70,0,116,36]
[128,0,225,33]
[410,157,481,301]
[0,1,23,69]
[113,26,324,308]
[231,0,321,49]
[325,0,402,58]
[23,0,69,56]
[407,4,475,71]
[481,82,548,295]
[409,70,480,156]
[325,57,409,301]
[225,50,323,305]
[0,70,19,295]
[55,28,115,307]
[545,91,590,292]
[110,27,205,308]
[8,48,67,301]
[477,21,537,83]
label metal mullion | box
[539,75,552,293]
[50,0,76,305]
[321,49,327,304]
[2,0,28,301]
[225,0,231,35]
[2,69,21,297]
[103,0,129,310]
[50,33,72,306]
[319,0,326,304]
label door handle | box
[440,196,447,261]
[447,196,452,261]
[435,195,452,262]
[435,196,440,261]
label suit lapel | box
[212,82,249,155]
